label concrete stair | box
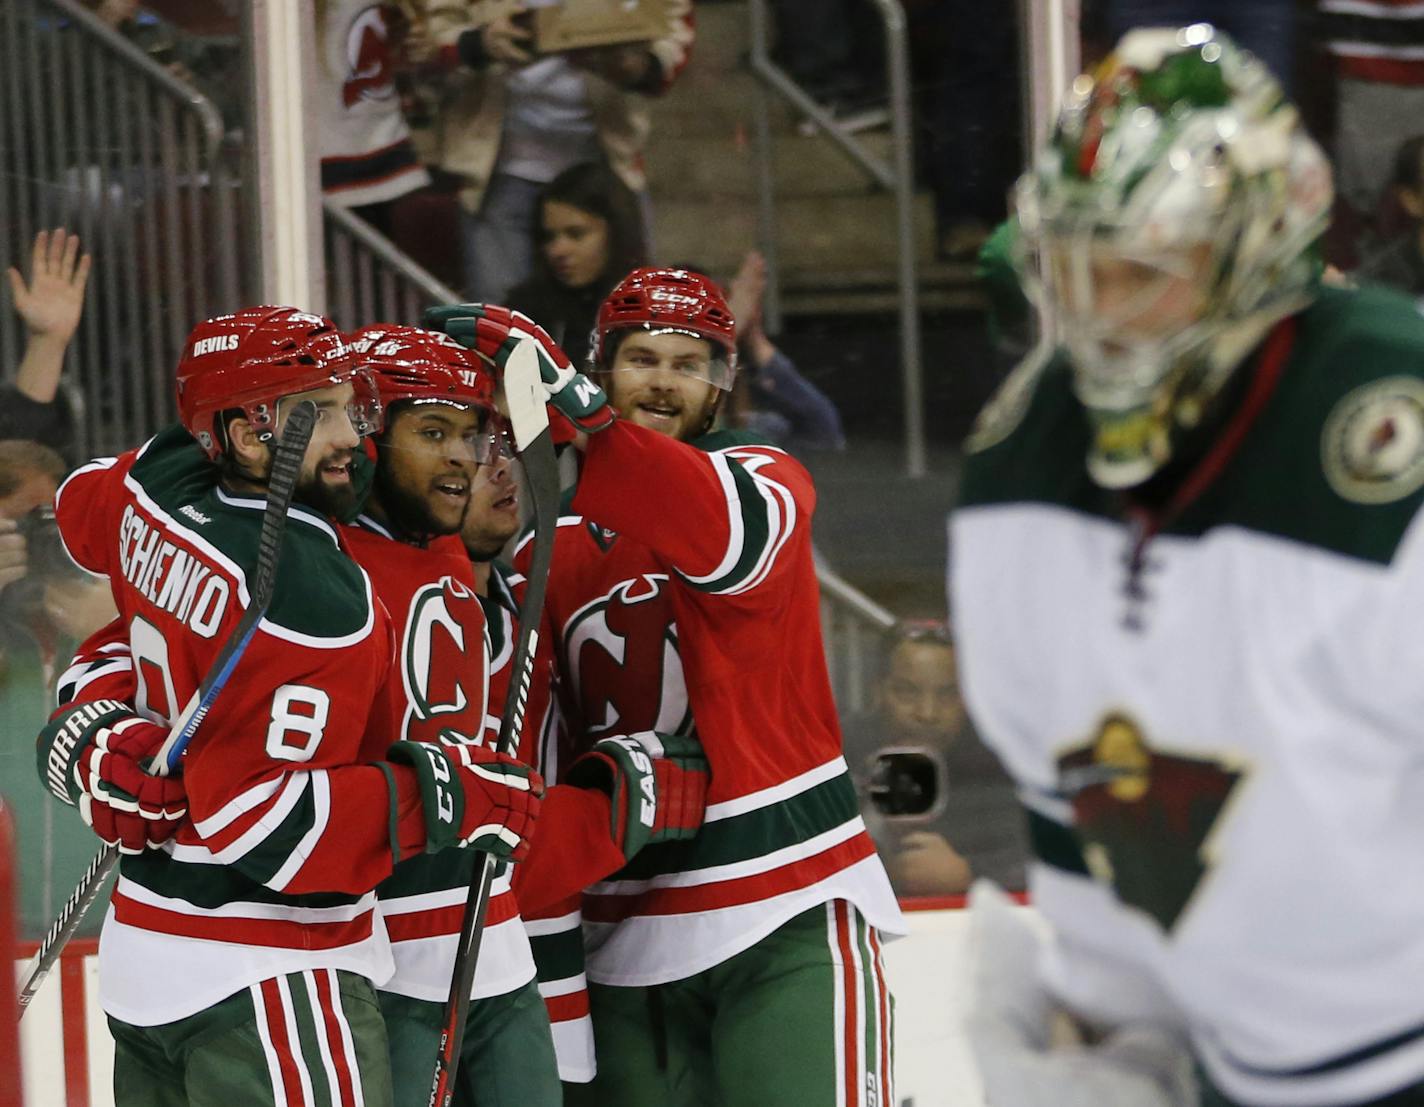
[644,1,971,314]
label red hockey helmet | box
[176,306,381,459]
[593,268,739,389]
[348,324,502,463]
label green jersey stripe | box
[529,926,586,983]
[676,453,776,595]
[611,770,862,880]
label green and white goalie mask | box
[1015,25,1333,488]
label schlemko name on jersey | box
[118,505,230,638]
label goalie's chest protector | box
[950,290,1424,1105]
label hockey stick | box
[430,338,559,1106]
[18,402,317,1015]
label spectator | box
[316,0,432,235]
[4,228,90,453]
[401,0,693,303]
[1319,1,1424,233]
[506,161,648,367]
[722,250,845,451]
[86,1,244,126]
[0,440,115,941]
[1354,134,1424,301]
[843,622,1029,897]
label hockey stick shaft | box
[18,403,317,1015]
[430,341,559,1106]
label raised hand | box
[424,302,615,434]
[7,228,92,345]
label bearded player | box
[428,274,905,1107]
[35,308,542,1105]
[340,324,558,1107]
[350,322,708,1098]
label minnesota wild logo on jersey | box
[561,573,690,741]
[1322,376,1424,505]
[1057,713,1246,934]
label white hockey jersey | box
[318,1,429,207]
[951,285,1424,1107]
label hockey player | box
[460,441,603,1085]
[350,321,710,1097]
[950,27,1424,1107]
[35,307,542,1105]
[452,314,715,1086]
[427,276,905,1107]
[339,323,561,1106]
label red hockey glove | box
[423,303,616,434]
[565,732,709,860]
[36,700,188,854]
[387,736,544,861]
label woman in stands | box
[507,162,648,369]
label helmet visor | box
[606,325,738,391]
[339,366,385,439]
[270,366,384,441]
[378,398,505,466]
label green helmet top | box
[1016,25,1334,488]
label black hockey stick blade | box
[19,403,317,1015]
[430,339,559,1105]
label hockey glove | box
[964,880,1198,1107]
[388,736,544,861]
[565,732,709,860]
[36,700,188,854]
[423,303,615,433]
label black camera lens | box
[867,751,940,817]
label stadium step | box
[644,0,976,316]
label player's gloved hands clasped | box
[565,731,709,860]
[423,303,615,434]
[964,880,1198,1107]
[388,736,544,861]
[36,700,189,854]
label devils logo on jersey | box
[561,573,691,745]
[342,5,396,108]
[400,576,489,746]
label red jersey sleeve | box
[572,421,815,600]
[54,454,127,576]
[176,622,427,897]
[54,615,137,708]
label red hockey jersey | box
[522,421,904,986]
[50,428,415,1026]
[342,519,535,1004]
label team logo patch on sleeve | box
[1321,377,1424,505]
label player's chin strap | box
[429,340,559,1106]
[17,403,318,1018]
